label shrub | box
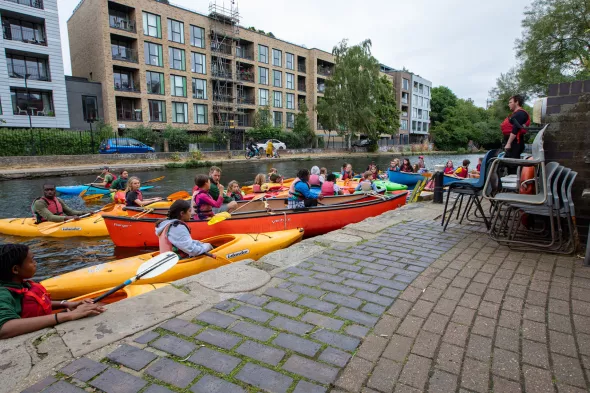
[162,125,190,152]
[124,126,161,147]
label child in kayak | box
[125,177,162,207]
[0,244,105,339]
[454,159,470,178]
[227,181,244,202]
[192,174,224,220]
[155,200,213,257]
[268,168,283,183]
[319,167,328,183]
[355,171,378,192]
[309,166,322,187]
[321,173,343,196]
[341,163,355,180]
[444,160,455,174]
[252,174,266,193]
[400,158,413,173]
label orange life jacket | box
[32,197,64,223]
[5,281,52,318]
[501,108,531,142]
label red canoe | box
[104,192,407,248]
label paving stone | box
[550,330,578,357]
[283,354,340,384]
[290,284,326,298]
[366,358,402,392]
[478,301,500,319]
[495,326,519,352]
[362,302,386,315]
[335,356,373,391]
[341,271,374,282]
[286,266,315,276]
[312,329,360,351]
[20,376,58,393]
[442,322,469,347]
[452,306,476,326]
[523,319,547,342]
[302,312,344,330]
[269,316,313,335]
[472,316,496,338]
[297,296,337,313]
[356,334,389,362]
[144,358,200,389]
[214,299,237,311]
[235,340,285,366]
[436,343,464,375]
[195,329,241,350]
[434,298,458,316]
[195,310,238,328]
[190,374,245,393]
[397,315,425,338]
[230,320,276,341]
[498,310,521,330]
[373,314,401,337]
[90,367,148,393]
[235,362,293,393]
[523,304,546,323]
[60,357,108,382]
[238,293,270,307]
[264,301,303,318]
[574,314,590,334]
[443,286,465,301]
[552,353,586,388]
[461,357,489,393]
[398,286,423,302]
[319,346,352,367]
[232,305,273,323]
[429,369,458,393]
[188,347,241,374]
[336,307,379,327]
[383,334,414,362]
[423,312,450,336]
[273,332,322,356]
[387,299,413,318]
[354,290,395,307]
[293,380,327,393]
[378,287,401,298]
[38,381,86,393]
[523,365,555,393]
[372,277,409,290]
[143,386,174,393]
[492,348,520,381]
[106,344,157,371]
[289,275,322,287]
[314,272,345,283]
[522,339,549,369]
[412,330,441,359]
[134,331,159,344]
[265,287,300,302]
[549,313,573,334]
[160,318,202,337]
[409,299,435,319]
[492,376,522,393]
[344,325,369,339]
[343,279,380,292]
[399,354,432,390]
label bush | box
[123,126,161,147]
[162,125,190,152]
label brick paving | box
[22,219,590,392]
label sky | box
[57,0,532,108]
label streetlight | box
[13,72,33,129]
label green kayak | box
[374,180,408,191]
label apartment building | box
[67,0,336,147]
[380,64,412,145]
[0,0,70,128]
[410,74,431,143]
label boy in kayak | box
[0,244,105,339]
[454,159,470,178]
[110,170,129,191]
[155,200,213,257]
[92,166,117,188]
[32,184,88,223]
[268,168,283,183]
[355,171,378,192]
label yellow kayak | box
[241,178,294,194]
[67,284,169,305]
[42,228,304,299]
[0,205,126,238]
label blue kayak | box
[387,170,428,186]
[56,185,154,195]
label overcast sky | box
[57,0,531,108]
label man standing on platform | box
[501,95,531,159]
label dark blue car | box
[99,138,155,154]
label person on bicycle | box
[247,138,257,157]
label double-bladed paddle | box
[39,202,116,235]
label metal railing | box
[111,47,138,63]
[236,71,254,82]
[8,65,50,81]
[114,82,140,92]
[2,26,46,45]
[109,16,136,33]
[4,0,43,9]
[213,94,234,103]
[236,48,254,60]
[237,96,255,105]
[116,109,142,121]
[317,67,333,77]
[237,116,252,127]
[210,41,232,55]
[297,83,306,92]
[211,69,233,79]
[298,64,306,73]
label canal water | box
[0,153,481,280]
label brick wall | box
[544,79,590,240]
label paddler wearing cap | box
[91,166,117,188]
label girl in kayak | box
[319,167,328,183]
[400,158,413,173]
[155,200,213,257]
[341,163,355,180]
[125,177,162,207]
[252,174,266,193]
[268,168,283,183]
[0,244,105,339]
[192,174,223,220]
[227,181,243,202]
[444,160,455,174]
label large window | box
[191,52,206,74]
[286,93,294,109]
[273,91,282,108]
[167,19,184,43]
[169,47,185,70]
[2,17,46,44]
[259,67,268,85]
[286,112,294,128]
[192,78,207,99]
[172,102,188,123]
[146,71,164,94]
[142,12,161,38]
[148,100,165,122]
[113,69,135,91]
[273,111,282,127]
[190,25,205,48]
[400,119,408,130]
[82,96,98,121]
[402,78,409,90]
[259,89,269,106]
[286,53,294,70]
[286,73,294,90]
[272,49,282,67]
[170,75,187,97]
[10,88,53,115]
[424,123,429,132]
[144,42,163,66]
[7,54,49,81]
[194,104,208,124]
[273,70,282,88]
[258,45,268,63]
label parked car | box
[256,139,287,151]
[352,138,374,147]
[99,138,155,154]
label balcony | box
[236,71,254,82]
[297,82,306,92]
[211,69,233,80]
[237,96,255,105]
[2,22,46,46]
[236,48,253,61]
[8,65,49,81]
[317,66,333,77]
[298,64,306,73]
[213,94,234,103]
[109,16,136,33]
[237,115,252,127]
[114,81,140,93]
[211,41,232,56]
[111,47,138,63]
[4,0,43,9]
[117,109,142,121]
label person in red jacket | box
[501,95,531,159]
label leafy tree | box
[124,125,161,147]
[374,76,400,140]
[430,86,457,127]
[516,0,590,95]
[430,99,490,150]
[162,125,189,152]
[292,102,315,147]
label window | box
[286,53,294,70]
[167,19,184,43]
[273,91,282,108]
[192,78,207,99]
[259,67,268,85]
[258,45,268,63]
[82,96,98,121]
[417,109,422,119]
[412,108,417,118]
[273,70,282,87]
[142,12,161,38]
[417,122,422,132]
[146,71,165,94]
[420,97,424,107]
[10,88,53,115]
[148,100,165,122]
[413,81,418,92]
[412,121,417,131]
[286,73,294,89]
[419,84,424,94]
[425,86,430,97]
[191,52,206,74]
[272,49,282,67]
[413,94,418,104]
[169,47,185,70]
[402,78,409,90]
[400,119,408,130]
[170,75,187,97]
[273,111,282,127]
[194,104,208,124]
[190,25,205,48]
[286,93,294,109]
[259,89,268,106]
[424,123,429,132]
[172,102,188,123]
[401,92,408,104]
[286,112,294,128]
[113,69,134,91]
[424,98,429,109]
[3,17,46,44]
[144,42,163,66]
[6,54,49,81]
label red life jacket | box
[321,181,335,196]
[5,281,52,318]
[32,197,64,223]
[500,109,531,142]
[157,220,190,257]
[342,171,353,180]
[309,174,321,186]
[105,173,117,188]
[125,190,143,207]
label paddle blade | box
[79,188,87,198]
[144,176,165,184]
[136,252,179,279]
[83,194,103,202]
[167,191,190,201]
[208,212,231,225]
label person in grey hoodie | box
[154,200,213,257]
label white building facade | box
[409,74,431,143]
[0,0,70,128]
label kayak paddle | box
[208,194,266,225]
[166,191,190,201]
[92,252,179,303]
[83,193,104,202]
[144,176,165,184]
[39,202,116,235]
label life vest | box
[289,180,309,200]
[5,281,52,318]
[105,173,117,188]
[253,184,263,193]
[309,174,321,186]
[125,190,143,207]
[519,157,535,195]
[157,220,190,257]
[321,181,335,196]
[193,190,214,219]
[444,167,454,175]
[114,191,126,204]
[32,197,64,224]
[500,109,531,142]
[360,180,373,191]
[342,171,353,181]
[455,167,468,178]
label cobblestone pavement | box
[22,219,588,393]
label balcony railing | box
[211,41,232,55]
[13,107,54,116]
[211,70,233,79]
[236,48,254,60]
[298,64,306,73]
[114,82,140,92]
[112,47,138,63]
[237,96,255,105]
[117,109,142,121]
[317,67,333,77]
[297,83,306,92]
[236,71,254,82]
[9,65,50,81]
[2,27,46,45]
[109,17,136,33]
[4,0,43,9]
[213,94,234,103]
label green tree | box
[516,0,590,95]
[430,99,489,150]
[430,86,457,127]
[293,102,315,147]
[373,75,400,144]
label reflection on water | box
[0,153,482,280]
